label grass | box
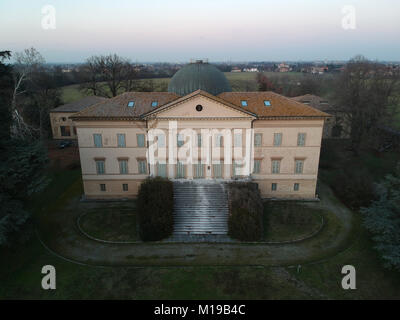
[286,220,400,300]
[1,156,400,299]
[79,207,138,242]
[263,203,323,242]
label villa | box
[63,60,329,200]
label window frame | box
[93,133,102,148]
[271,183,277,191]
[119,159,128,174]
[273,133,282,146]
[137,134,145,147]
[254,133,262,147]
[295,159,304,174]
[138,159,147,174]
[95,160,105,174]
[253,160,261,174]
[297,133,306,147]
[271,159,281,174]
[117,133,126,148]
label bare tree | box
[332,56,400,154]
[79,54,137,97]
[11,47,45,139]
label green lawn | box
[263,202,323,242]
[79,207,138,242]
[1,163,400,299]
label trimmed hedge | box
[137,177,174,241]
[227,182,264,241]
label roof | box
[218,92,330,118]
[71,92,180,119]
[71,91,329,120]
[168,61,231,96]
[50,96,108,113]
[143,90,256,119]
[291,94,333,112]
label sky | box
[1,0,399,63]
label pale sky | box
[1,0,399,63]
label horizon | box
[1,0,400,63]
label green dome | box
[168,60,232,96]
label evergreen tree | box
[361,164,400,271]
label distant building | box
[310,66,328,74]
[292,94,349,139]
[49,96,108,139]
[243,68,258,72]
[231,67,242,72]
[277,63,290,72]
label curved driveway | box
[38,182,355,267]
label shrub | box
[137,177,173,241]
[227,183,264,241]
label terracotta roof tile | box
[50,96,108,113]
[291,94,333,112]
[218,92,330,117]
[71,92,180,119]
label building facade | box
[71,61,329,200]
[50,96,108,139]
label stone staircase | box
[172,182,229,235]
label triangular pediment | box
[142,90,256,119]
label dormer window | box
[241,100,248,107]
[127,101,135,108]
[151,101,158,107]
[264,100,271,107]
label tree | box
[256,73,281,93]
[79,54,136,97]
[11,47,45,139]
[361,164,400,271]
[0,51,13,141]
[332,56,400,154]
[0,50,49,246]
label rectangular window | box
[96,160,105,174]
[119,160,128,174]
[241,100,248,107]
[197,133,202,147]
[127,101,135,108]
[176,161,185,178]
[151,101,158,107]
[297,133,306,147]
[294,183,300,191]
[271,159,281,174]
[123,183,128,191]
[213,161,223,178]
[93,134,102,147]
[295,160,304,174]
[234,133,242,147]
[157,162,167,177]
[215,134,223,147]
[138,160,147,174]
[194,161,205,179]
[273,133,282,146]
[157,134,165,147]
[254,133,262,147]
[264,100,271,107]
[100,184,106,191]
[137,134,145,147]
[117,133,126,147]
[271,183,277,191]
[60,126,71,137]
[177,133,184,147]
[253,160,261,174]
